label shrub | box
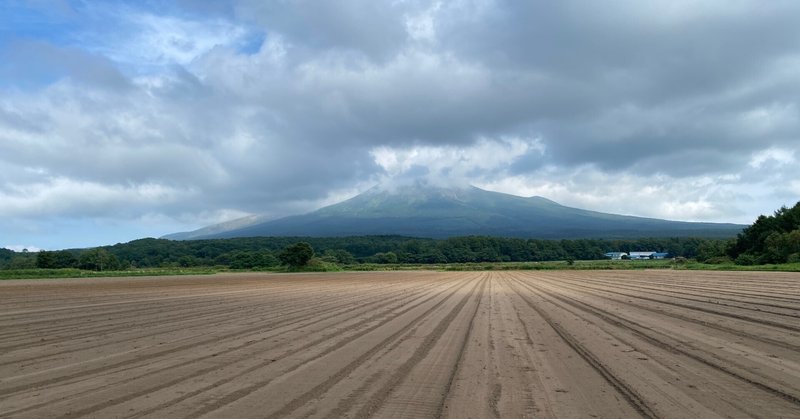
[734,254,758,266]
[704,256,733,265]
[371,252,398,264]
[301,257,342,272]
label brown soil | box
[1,270,799,418]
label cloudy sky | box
[2,0,799,250]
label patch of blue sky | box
[81,2,262,64]
[0,1,95,89]
[1,0,263,88]
[1,215,185,251]
[0,2,77,46]
[237,30,266,55]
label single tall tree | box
[279,242,314,269]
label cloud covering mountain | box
[1,1,799,249]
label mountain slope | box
[172,184,744,240]
[162,214,271,240]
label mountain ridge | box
[165,184,745,240]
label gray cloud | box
[235,0,410,60]
[1,0,800,247]
[0,40,129,88]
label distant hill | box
[167,183,744,240]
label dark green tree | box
[53,251,78,268]
[696,240,728,262]
[79,249,121,271]
[371,251,398,264]
[8,254,36,269]
[36,251,57,269]
[330,249,356,264]
[0,248,14,269]
[728,201,800,263]
[177,255,199,267]
[279,242,314,268]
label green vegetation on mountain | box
[171,184,744,240]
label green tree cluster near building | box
[727,201,800,264]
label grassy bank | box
[255,259,800,273]
[3,260,799,280]
[346,259,677,271]
[680,261,800,272]
[0,267,218,280]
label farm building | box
[629,251,656,259]
[605,251,669,260]
[604,252,628,260]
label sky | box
[1,0,799,251]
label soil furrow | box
[2,270,798,418]
[531,274,800,352]
[551,273,800,318]
[505,277,658,419]
[186,274,483,418]
[1,279,455,417]
[349,274,487,419]
[513,273,800,407]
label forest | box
[726,201,800,264]
[2,235,727,271]
[3,201,797,272]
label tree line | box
[726,201,800,265]
[6,202,797,271]
[2,235,730,271]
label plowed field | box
[1,270,799,418]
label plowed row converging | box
[1,270,798,418]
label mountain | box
[167,183,745,240]
[162,214,271,240]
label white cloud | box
[0,177,191,218]
[404,2,441,43]
[2,245,42,252]
[749,147,795,169]
[370,136,545,187]
[477,166,763,223]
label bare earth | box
[1,270,799,418]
